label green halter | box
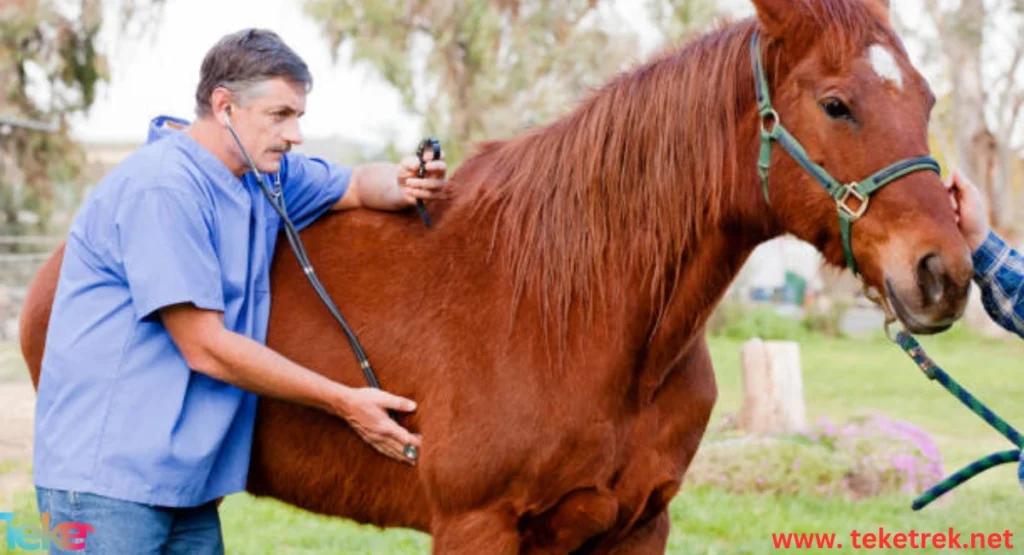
[750,31,941,275]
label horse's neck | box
[632,152,778,400]
[442,42,784,393]
[627,226,762,401]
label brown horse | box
[20,0,973,552]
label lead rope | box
[862,284,1023,509]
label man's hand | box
[335,388,422,465]
[396,148,447,206]
[334,149,447,212]
[944,169,990,251]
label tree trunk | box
[738,339,807,435]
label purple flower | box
[806,412,944,495]
[817,417,837,436]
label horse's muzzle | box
[885,251,971,334]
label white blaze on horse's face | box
[867,44,904,91]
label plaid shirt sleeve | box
[971,230,1024,338]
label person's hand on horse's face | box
[396,149,447,206]
[944,169,990,251]
[336,387,422,465]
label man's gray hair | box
[194,28,312,118]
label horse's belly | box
[246,397,434,531]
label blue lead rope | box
[893,332,1023,510]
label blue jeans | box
[34,487,224,554]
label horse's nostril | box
[916,252,946,306]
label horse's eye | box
[820,97,854,121]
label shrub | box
[706,302,814,341]
[801,298,849,338]
[686,413,944,499]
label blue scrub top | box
[33,115,350,507]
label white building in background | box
[732,236,825,306]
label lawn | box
[1,326,1021,554]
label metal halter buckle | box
[760,109,780,134]
[837,182,869,221]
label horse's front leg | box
[431,507,522,555]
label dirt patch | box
[0,376,36,506]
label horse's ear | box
[867,0,891,23]
[751,0,806,39]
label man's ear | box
[210,87,232,125]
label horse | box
[20,0,973,552]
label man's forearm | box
[196,327,352,415]
[972,230,1024,338]
[351,163,406,211]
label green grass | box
[1,329,1021,553]
[707,328,1024,476]
[666,487,1019,554]
[218,495,431,554]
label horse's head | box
[751,0,971,334]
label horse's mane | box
[450,0,893,339]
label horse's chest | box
[604,353,719,526]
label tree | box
[302,0,643,166]
[904,0,1024,238]
[646,0,723,45]
[0,0,163,234]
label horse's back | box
[19,241,64,389]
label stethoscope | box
[221,106,419,463]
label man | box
[946,169,1023,339]
[33,28,445,553]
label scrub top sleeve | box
[115,187,226,322]
[280,153,352,231]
